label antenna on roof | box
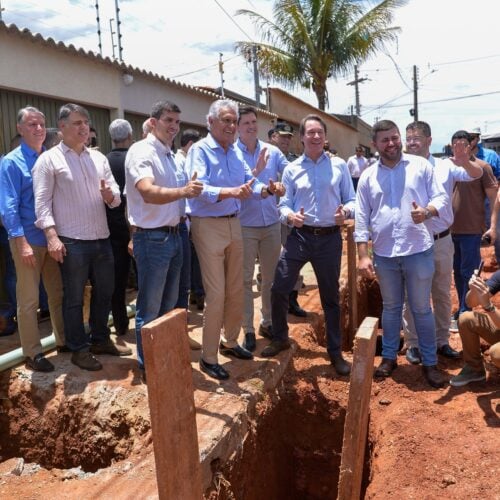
[109,18,117,60]
[114,0,123,62]
[94,1,102,56]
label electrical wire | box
[212,0,254,41]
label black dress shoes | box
[405,346,422,365]
[258,324,273,340]
[330,354,351,376]
[219,343,254,360]
[260,339,291,357]
[25,353,54,372]
[422,365,447,388]
[199,358,229,380]
[374,358,397,378]
[242,332,256,352]
[437,344,461,359]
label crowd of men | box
[0,99,498,390]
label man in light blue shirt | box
[236,106,287,352]
[0,106,66,372]
[186,99,279,380]
[261,114,355,377]
[355,119,448,388]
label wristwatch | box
[424,207,432,220]
[483,302,495,312]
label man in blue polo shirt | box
[236,106,287,352]
[0,106,66,371]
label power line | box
[168,55,240,79]
[212,0,254,41]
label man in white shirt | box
[402,121,482,365]
[33,103,131,371]
[126,101,203,375]
[347,146,368,191]
[355,119,448,388]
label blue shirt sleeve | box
[0,156,25,238]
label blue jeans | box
[59,237,114,352]
[452,234,481,315]
[133,229,182,369]
[175,222,191,309]
[271,227,343,357]
[374,247,437,366]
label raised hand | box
[450,139,472,166]
[411,200,425,224]
[100,179,114,204]
[253,147,269,176]
[334,204,346,225]
[183,171,203,198]
[233,178,255,199]
[268,178,286,197]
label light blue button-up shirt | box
[0,142,47,246]
[236,139,288,227]
[354,153,448,257]
[278,152,355,227]
[186,133,265,217]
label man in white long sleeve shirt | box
[402,121,483,365]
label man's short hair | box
[451,130,471,143]
[267,127,275,140]
[406,120,431,137]
[109,119,133,142]
[372,120,399,141]
[17,106,45,124]
[43,128,61,150]
[206,99,239,130]
[355,146,363,152]
[180,128,201,148]
[238,105,257,124]
[150,100,181,119]
[58,103,90,122]
[299,114,327,137]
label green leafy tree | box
[236,0,406,111]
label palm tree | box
[236,0,407,111]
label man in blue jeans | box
[355,119,448,388]
[33,103,132,371]
[125,101,203,377]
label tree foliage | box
[236,0,407,110]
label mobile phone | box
[477,261,484,277]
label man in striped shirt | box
[33,103,132,371]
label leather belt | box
[433,228,450,241]
[299,225,340,236]
[136,225,179,234]
[210,213,238,219]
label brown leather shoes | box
[374,358,397,378]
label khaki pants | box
[191,216,244,364]
[10,242,65,358]
[458,311,500,370]
[242,222,281,332]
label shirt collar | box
[145,133,172,157]
[20,140,43,158]
[236,137,260,154]
[60,141,89,156]
[378,152,410,169]
[207,133,235,153]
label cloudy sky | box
[2,0,500,152]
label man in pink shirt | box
[33,103,132,371]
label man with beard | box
[355,119,448,388]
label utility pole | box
[114,0,123,62]
[346,65,369,116]
[218,53,225,98]
[252,45,261,107]
[94,1,102,56]
[0,0,5,22]
[412,65,419,121]
[109,18,116,60]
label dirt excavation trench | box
[0,250,498,499]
